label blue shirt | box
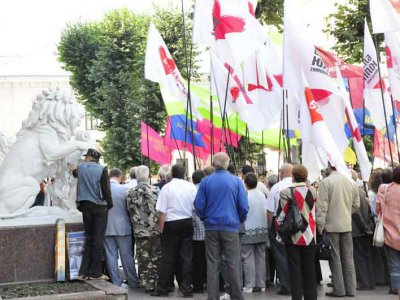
[194,170,249,232]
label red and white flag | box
[145,23,202,119]
[385,32,400,101]
[300,74,350,181]
[364,20,393,130]
[336,66,371,181]
[210,53,265,132]
[241,46,283,130]
[193,0,266,67]
[370,0,400,33]
[283,0,338,100]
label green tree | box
[58,7,197,170]
[324,0,381,64]
[256,0,284,30]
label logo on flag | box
[213,0,245,40]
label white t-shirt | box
[124,179,137,189]
[264,176,293,215]
[156,178,197,222]
[245,189,269,231]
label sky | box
[0,0,344,74]
[0,0,191,57]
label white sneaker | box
[219,292,231,300]
[242,287,253,293]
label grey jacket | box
[317,171,360,233]
[105,180,132,236]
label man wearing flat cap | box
[73,148,113,280]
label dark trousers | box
[269,231,291,291]
[353,236,375,289]
[192,240,207,291]
[285,244,317,300]
[159,218,193,294]
[79,201,108,278]
[205,231,243,300]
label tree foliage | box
[325,0,378,64]
[256,0,284,30]
[58,7,197,170]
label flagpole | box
[145,120,152,184]
[180,0,197,171]
[262,130,266,175]
[277,109,283,180]
[210,84,214,165]
[281,90,288,162]
[225,113,238,173]
[390,94,400,162]
[220,67,231,152]
[170,122,183,161]
[373,35,394,167]
[285,90,292,163]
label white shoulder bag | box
[373,185,387,247]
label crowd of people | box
[72,148,400,300]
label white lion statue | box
[0,89,90,218]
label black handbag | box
[278,187,305,237]
[318,231,332,260]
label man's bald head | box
[280,163,293,178]
[213,152,230,170]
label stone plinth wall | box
[0,223,83,285]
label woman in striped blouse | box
[277,164,317,300]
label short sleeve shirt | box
[156,178,197,222]
[264,177,293,215]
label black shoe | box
[145,289,155,294]
[192,288,204,293]
[389,289,397,295]
[150,290,169,297]
[277,287,290,295]
[346,294,355,297]
[325,292,345,297]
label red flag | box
[141,121,171,165]
[373,129,399,164]
[315,47,363,78]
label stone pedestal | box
[0,215,83,285]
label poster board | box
[67,231,86,280]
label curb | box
[7,290,106,300]
[3,280,127,300]
[87,280,128,300]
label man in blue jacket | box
[195,152,249,300]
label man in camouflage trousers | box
[126,165,161,293]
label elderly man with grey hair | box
[126,165,161,293]
[154,164,170,191]
[195,152,249,300]
[124,166,138,189]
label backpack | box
[278,187,305,237]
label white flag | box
[242,46,283,130]
[300,77,350,181]
[385,32,400,101]
[370,0,400,33]
[210,53,266,132]
[145,23,202,119]
[336,66,372,181]
[283,0,338,99]
[364,20,393,130]
[193,0,266,67]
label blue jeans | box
[385,245,400,291]
[104,235,139,288]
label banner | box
[67,231,85,281]
[141,121,171,165]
